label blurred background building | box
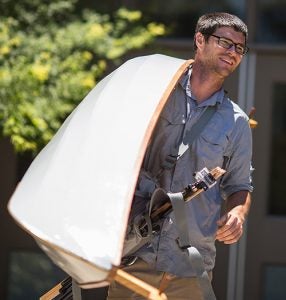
[1,0,286,299]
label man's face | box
[195,26,246,78]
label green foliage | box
[0,1,166,154]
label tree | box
[0,0,166,154]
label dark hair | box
[193,12,248,50]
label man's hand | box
[216,191,251,244]
[216,207,245,244]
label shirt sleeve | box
[220,115,254,199]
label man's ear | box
[195,32,205,49]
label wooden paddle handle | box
[39,282,62,299]
[113,268,167,300]
[248,107,258,129]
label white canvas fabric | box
[8,54,188,284]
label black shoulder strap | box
[178,105,217,157]
[158,75,229,176]
[159,104,217,178]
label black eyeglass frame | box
[209,34,249,55]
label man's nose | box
[227,44,236,53]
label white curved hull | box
[8,54,191,284]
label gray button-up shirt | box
[135,69,253,277]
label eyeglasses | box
[210,34,249,55]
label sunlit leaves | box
[0,1,166,154]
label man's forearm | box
[226,190,252,219]
[216,191,252,244]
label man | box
[108,12,253,299]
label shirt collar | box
[179,67,225,107]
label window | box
[7,251,66,300]
[256,0,286,43]
[268,83,286,215]
[262,264,286,299]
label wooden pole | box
[112,268,167,300]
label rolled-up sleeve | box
[220,115,254,199]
